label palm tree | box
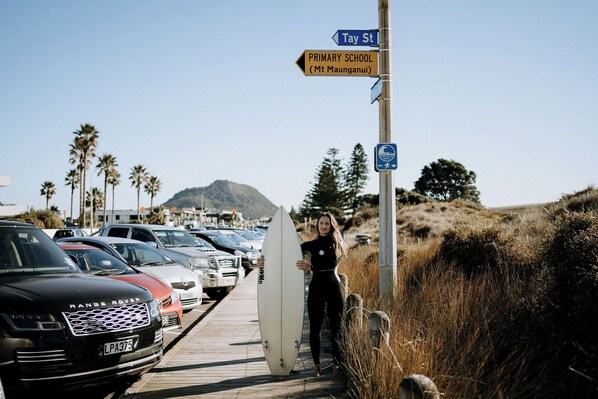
[69,123,99,227]
[108,170,121,225]
[144,175,161,211]
[129,165,148,221]
[40,181,56,210]
[96,153,118,227]
[85,187,104,228]
[64,169,79,223]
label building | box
[94,208,154,225]
[0,176,26,218]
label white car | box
[56,236,203,311]
[216,230,263,251]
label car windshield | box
[111,242,176,266]
[211,234,238,247]
[221,233,246,245]
[194,236,215,249]
[154,229,201,248]
[237,230,260,240]
[0,226,80,275]
[63,247,132,276]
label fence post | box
[368,311,390,350]
[345,293,363,331]
[399,374,440,399]
[339,272,349,299]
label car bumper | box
[1,326,163,391]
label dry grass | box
[336,190,598,398]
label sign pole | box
[378,0,397,299]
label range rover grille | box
[16,349,68,364]
[63,303,150,336]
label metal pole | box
[378,0,397,298]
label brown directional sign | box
[296,50,379,77]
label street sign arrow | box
[332,29,379,46]
[296,52,306,74]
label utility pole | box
[378,0,397,298]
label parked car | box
[97,224,242,300]
[0,221,163,392]
[355,234,372,245]
[56,236,203,311]
[52,228,88,241]
[234,229,264,250]
[217,229,263,251]
[189,230,261,271]
[57,241,183,331]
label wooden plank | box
[120,271,347,398]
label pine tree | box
[344,143,369,214]
[299,148,346,219]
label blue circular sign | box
[378,145,395,162]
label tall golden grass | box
[335,188,597,398]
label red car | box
[58,242,183,331]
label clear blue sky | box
[1,1,596,217]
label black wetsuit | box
[301,235,344,365]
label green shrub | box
[13,210,63,229]
[549,186,598,218]
[438,224,517,276]
[542,212,598,340]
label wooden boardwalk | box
[120,271,348,399]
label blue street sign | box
[332,29,379,47]
[374,143,398,171]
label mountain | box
[162,180,278,219]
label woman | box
[259,212,348,376]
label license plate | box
[180,291,194,300]
[100,337,137,356]
[223,277,236,286]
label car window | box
[64,248,131,275]
[212,235,237,247]
[113,243,168,265]
[106,227,130,238]
[223,233,244,245]
[132,228,155,243]
[0,227,79,274]
[154,229,198,248]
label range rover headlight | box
[3,313,63,331]
[148,300,160,319]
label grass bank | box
[334,187,597,398]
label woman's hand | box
[296,260,311,272]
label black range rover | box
[0,221,163,392]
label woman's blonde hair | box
[315,212,348,259]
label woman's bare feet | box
[313,363,321,377]
[332,363,340,376]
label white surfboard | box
[257,206,305,375]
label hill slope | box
[162,180,278,219]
